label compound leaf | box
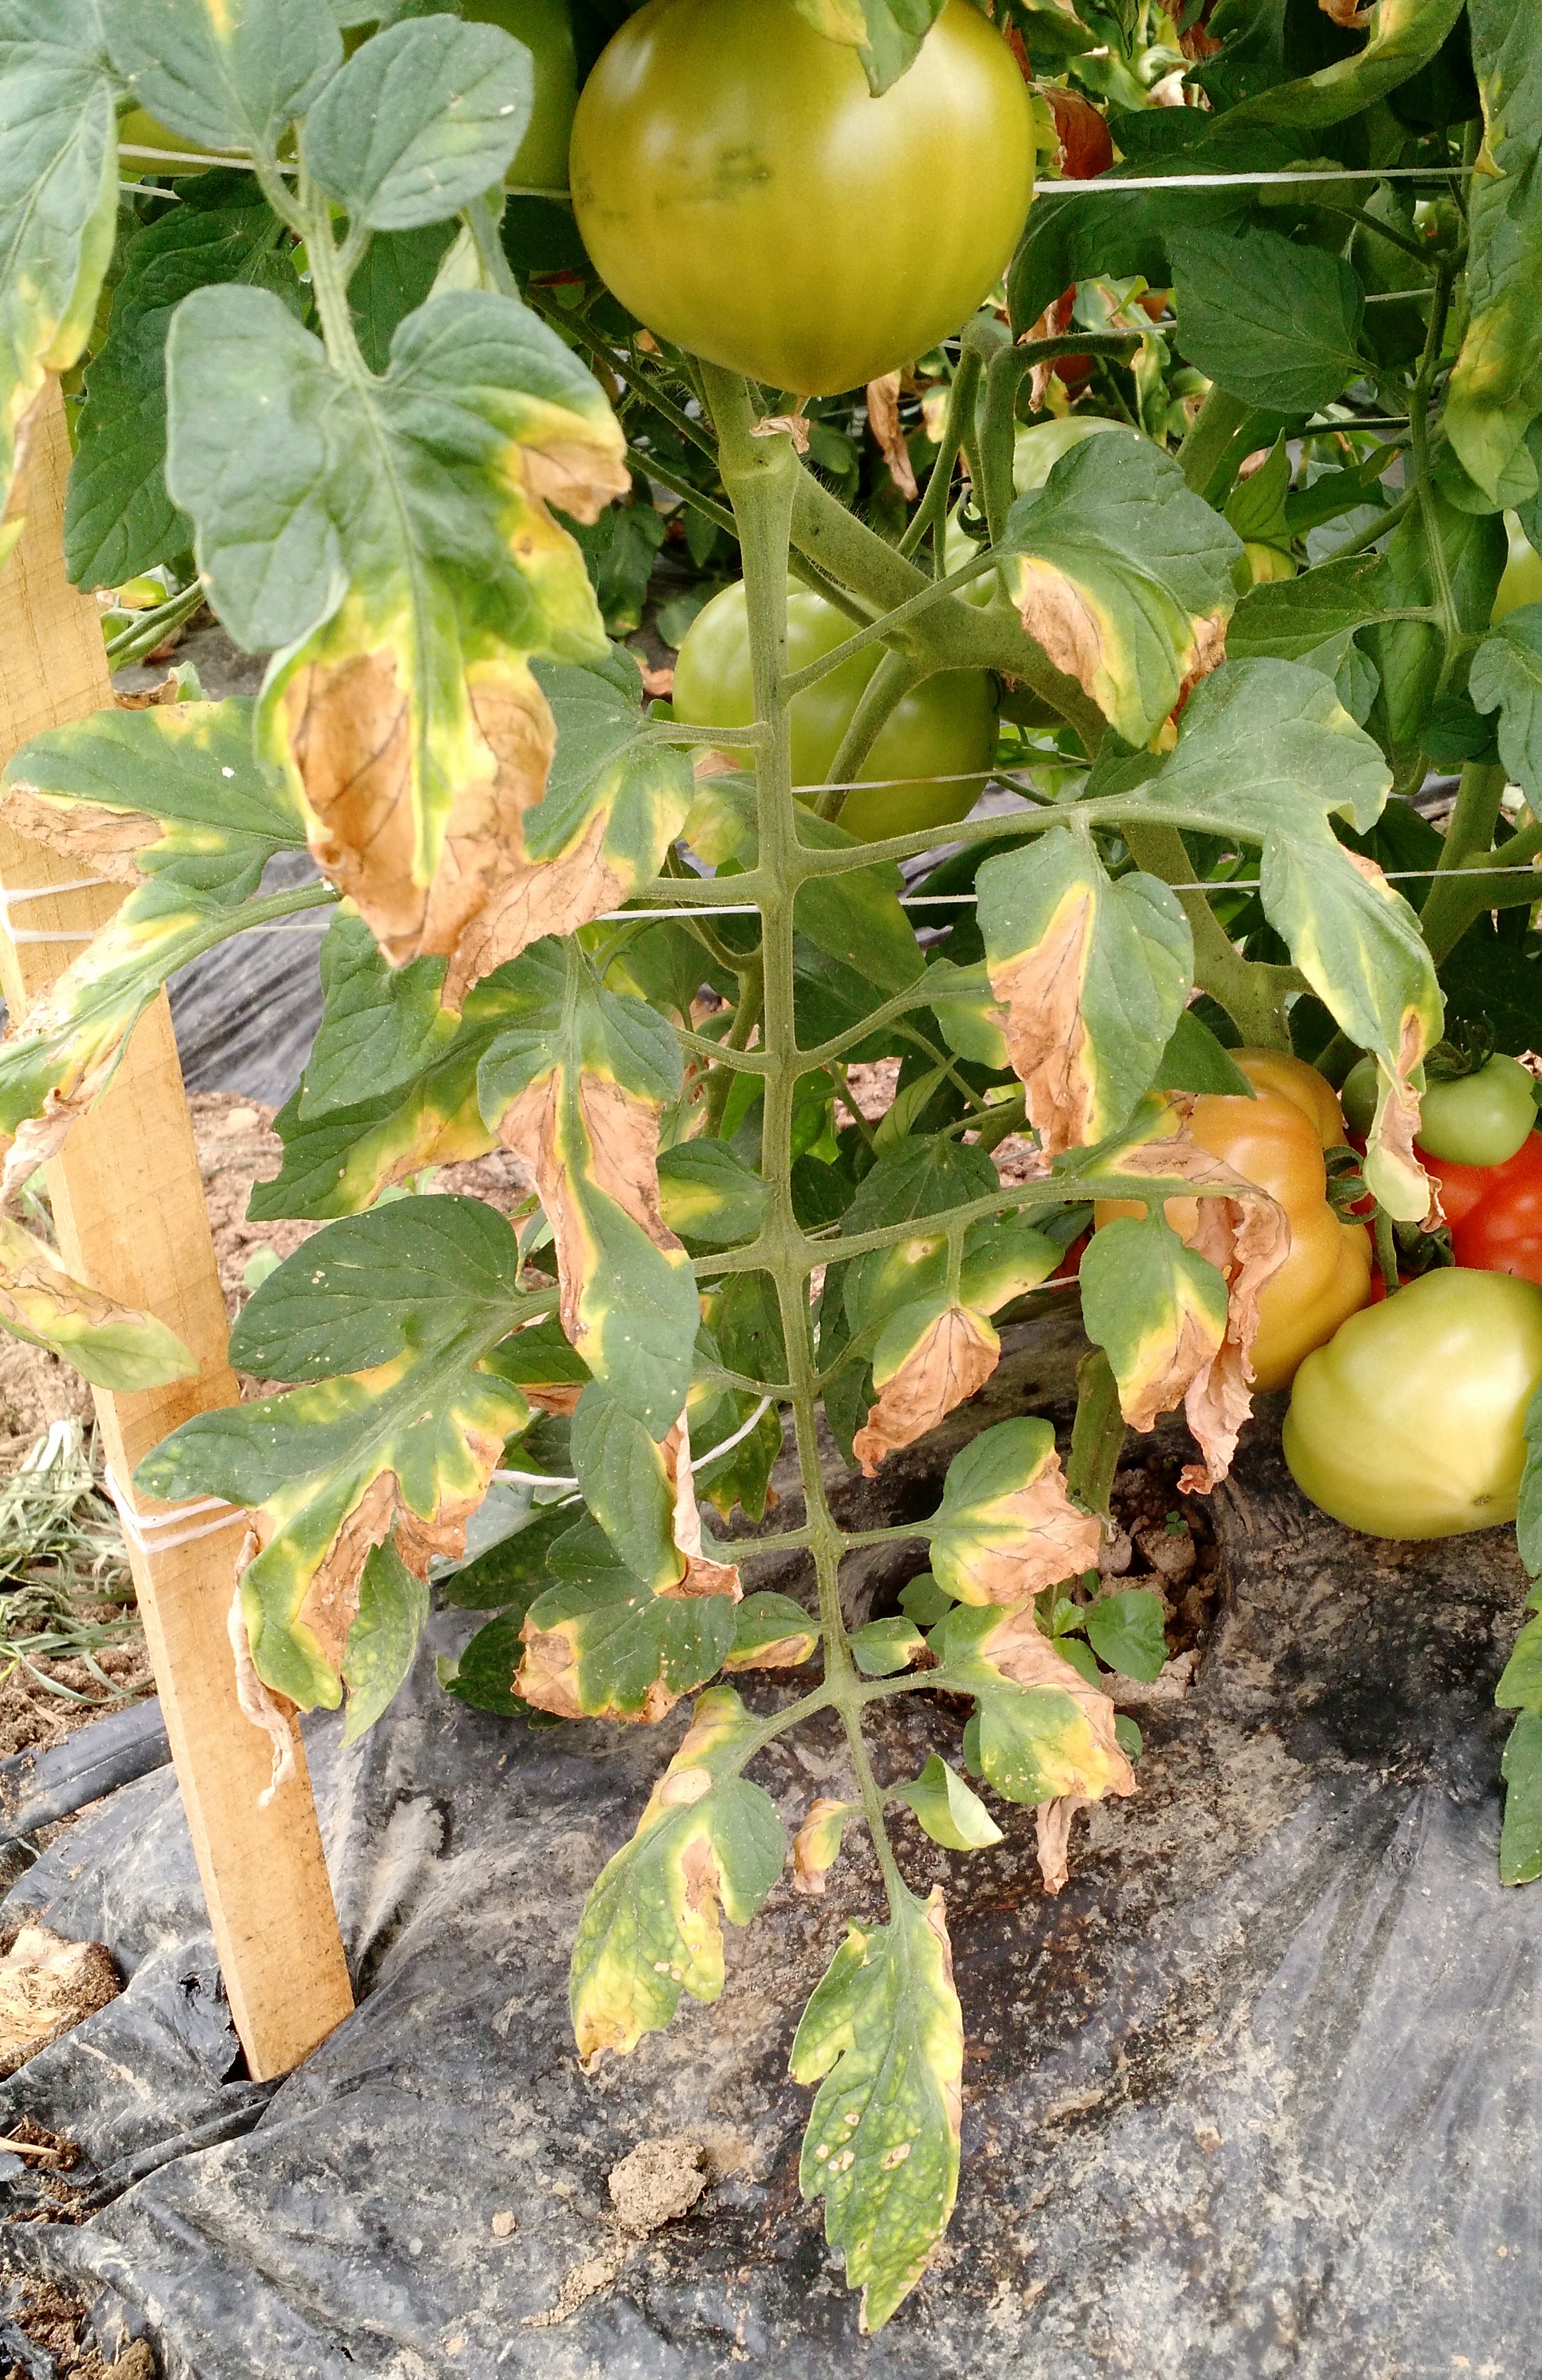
[137,1197,533,1711]
[569,1685,786,2062]
[791,1884,963,2332]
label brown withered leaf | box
[932,1433,1104,1607]
[660,1414,742,1602]
[865,375,919,501]
[985,1603,1137,1802]
[0,789,146,884]
[853,1305,1001,1479]
[750,414,810,452]
[113,673,180,711]
[792,1797,860,1896]
[1034,1792,1090,1895]
[988,897,1095,1154]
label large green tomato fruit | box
[461,0,578,189]
[1417,1053,1537,1167]
[1283,1268,1542,1538]
[672,582,997,837]
[569,0,1034,398]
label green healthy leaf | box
[1227,555,1392,666]
[784,0,946,97]
[850,1617,926,1678]
[1470,608,1542,805]
[892,1753,1003,1852]
[64,186,299,591]
[301,915,460,1120]
[0,0,119,534]
[0,1212,194,1390]
[0,700,312,1147]
[977,832,1192,1154]
[102,0,340,157]
[657,1139,768,1248]
[340,1535,430,1744]
[1223,436,1290,550]
[791,1884,963,2332]
[927,1417,1101,1607]
[1363,491,1507,779]
[1083,1586,1166,1684]
[1170,228,1364,415]
[570,1378,680,1593]
[139,1198,533,1709]
[437,1494,578,1610]
[898,1571,954,1626]
[1500,1711,1542,1886]
[348,222,455,375]
[477,938,699,1435]
[517,1515,738,1722]
[1111,659,1441,1219]
[721,1590,819,1671]
[1154,1007,1255,1096]
[1445,0,1542,506]
[794,810,925,998]
[995,436,1242,746]
[164,285,631,992]
[1498,1615,1542,1712]
[1217,0,1464,128]
[923,956,1008,1071]
[303,15,531,230]
[570,1686,786,2062]
[1517,1381,1542,1579]
[440,1606,537,1715]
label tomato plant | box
[3,0,1542,2334]
[1285,1270,1542,1540]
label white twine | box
[104,1467,244,1558]
[492,1393,777,1490]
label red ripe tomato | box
[1429,1133,1542,1282]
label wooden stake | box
[0,385,353,2080]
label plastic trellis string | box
[5,0,1542,2331]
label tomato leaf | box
[790,1884,963,2333]
[1155,1008,1255,1096]
[1496,1614,1542,1712]
[569,1686,786,2061]
[892,1754,1003,1851]
[1500,1711,1542,1886]
[477,937,699,1437]
[102,0,340,158]
[1227,555,1393,667]
[783,0,947,98]
[0,0,119,537]
[849,1617,926,1677]
[995,436,1241,746]
[163,285,631,993]
[517,1516,739,1722]
[1363,492,1507,783]
[1470,608,1542,805]
[1170,228,1365,416]
[793,810,924,996]
[721,1590,819,1672]
[1111,660,1442,1221]
[927,1598,1137,1808]
[64,187,299,590]
[570,1379,682,1592]
[303,15,531,230]
[657,1139,768,1248]
[0,1212,194,1390]
[1444,0,1542,507]
[0,700,311,1160]
[340,1536,430,1745]
[977,832,1192,1153]
[1214,0,1464,129]
[138,1197,533,1712]
[926,1417,1101,1607]
[1083,1586,1166,1684]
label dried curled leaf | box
[865,374,918,500]
[927,1418,1102,1607]
[569,1687,786,2065]
[1082,1104,1290,1491]
[852,1303,1000,1478]
[1034,1792,1089,1894]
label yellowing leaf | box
[569,1685,786,2065]
[926,1418,1101,1607]
[791,1886,963,2332]
[893,1754,1003,1853]
[516,1516,738,1723]
[0,1214,194,1391]
[722,1591,820,1673]
[977,832,1192,1154]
